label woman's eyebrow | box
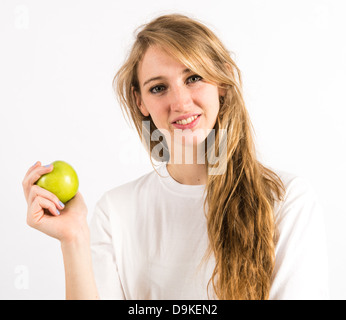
[143,68,191,87]
[143,76,164,87]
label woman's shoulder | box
[273,168,319,205]
[272,168,309,190]
[270,167,324,228]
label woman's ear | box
[133,87,150,117]
[218,87,227,98]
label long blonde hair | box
[113,14,285,300]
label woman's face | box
[135,45,223,154]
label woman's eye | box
[150,85,166,94]
[187,75,202,83]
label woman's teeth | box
[175,115,199,125]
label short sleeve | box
[89,195,126,300]
[270,176,330,300]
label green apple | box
[36,160,79,204]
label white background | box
[0,0,345,299]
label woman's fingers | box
[23,161,41,177]
[28,185,65,211]
[23,162,63,228]
[27,163,53,186]
[27,196,60,228]
[22,161,41,187]
[22,162,53,201]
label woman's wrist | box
[60,225,91,268]
[60,221,90,249]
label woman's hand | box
[22,161,89,244]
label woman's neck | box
[166,163,207,185]
[166,139,208,185]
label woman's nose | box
[169,86,192,112]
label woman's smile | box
[171,114,201,129]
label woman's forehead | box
[138,46,189,80]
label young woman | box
[22,14,329,300]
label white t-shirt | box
[89,163,329,300]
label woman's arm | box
[22,161,99,300]
[61,233,99,300]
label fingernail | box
[56,209,60,215]
[59,201,65,208]
[33,161,39,167]
[44,164,51,168]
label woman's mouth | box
[172,114,201,130]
